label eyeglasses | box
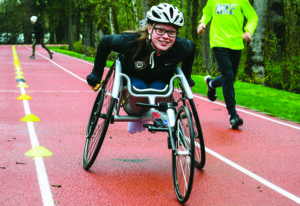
[154,27,178,38]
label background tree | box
[198,0,213,73]
[0,0,299,93]
[245,0,268,80]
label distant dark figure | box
[29,16,53,60]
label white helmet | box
[146,3,184,28]
[30,16,38,23]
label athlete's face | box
[148,23,177,52]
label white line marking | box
[19,80,54,206]
[206,148,300,204]
[29,47,300,203]
[39,53,87,83]
[192,94,300,130]
[52,52,94,66]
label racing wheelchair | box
[83,56,206,204]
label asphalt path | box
[0,45,299,205]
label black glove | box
[87,73,101,87]
[188,78,195,87]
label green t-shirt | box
[200,0,258,50]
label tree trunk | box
[140,0,149,18]
[83,9,93,47]
[111,3,120,34]
[55,19,65,44]
[284,0,299,56]
[140,0,158,18]
[75,9,81,42]
[185,0,192,40]
[199,0,213,73]
[83,20,91,46]
[201,25,213,73]
[267,0,285,53]
[68,9,74,51]
[109,7,115,34]
[245,0,268,79]
[132,0,139,29]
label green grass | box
[192,75,300,123]
[49,46,300,124]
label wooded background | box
[0,0,299,93]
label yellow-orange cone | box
[17,83,29,88]
[15,75,25,79]
[17,94,32,100]
[20,114,40,122]
[25,146,53,157]
[15,71,24,75]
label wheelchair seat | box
[131,84,169,95]
[121,85,172,116]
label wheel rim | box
[83,67,115,169]
[173,107,194,203]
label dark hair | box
[133,29,153,69]
[123,28,153,69]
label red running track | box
[0,45,299,205]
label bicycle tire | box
[83,97,116,170]
[86,89,104,138]
[185,98,206,169]
[172,106,195,204]
[172,88,206,170]
[83,67,115,170]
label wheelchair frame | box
[83,57,206,204]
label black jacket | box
[31,21,44,39]
[92,32,196,86]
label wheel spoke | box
[83,67,115,170]
[172,106,194,203]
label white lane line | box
[206,148,300,204]
[19,81,54,206]
[192,94,300,130]
[51,51,94,65]
[31,48,300,203]
[33,50,87,83]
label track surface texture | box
[0,45,299,206]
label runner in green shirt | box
[197,0,258,129]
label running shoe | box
[204,75,217,101]
[29,55,35,59]
[230,115,243,129]
[50,52,53,59]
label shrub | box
[73,40,97,58]
[265,56,300,93]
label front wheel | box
[186,99,206,169]
[172,106,195,204]
[83,93,116,170]
[173,88,206,169]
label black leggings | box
[211,47,242,116]
[32,39,51,56]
